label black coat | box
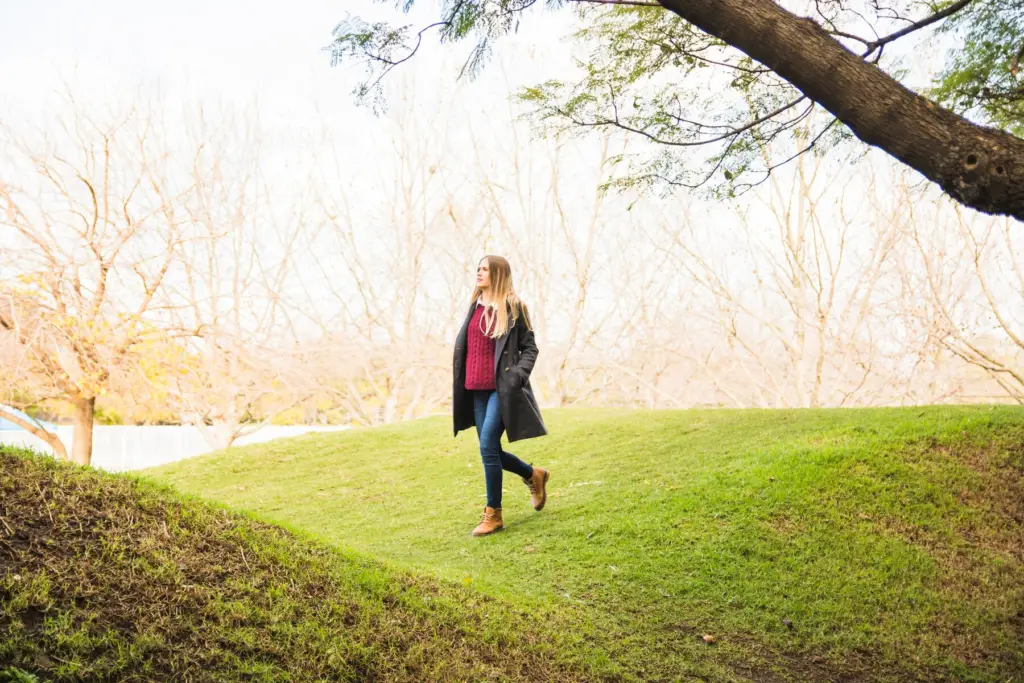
[452,302,547,443]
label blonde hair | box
[470,255,532,339]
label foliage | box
[517,6,850,197]
[329,1,555,112]
[328,0,1011,197]
[932,0,1024,134]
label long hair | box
[469,255,532,339]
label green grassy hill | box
[0,448,605,682]
[149,406,1024,682]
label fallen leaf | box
[702,634,715,644]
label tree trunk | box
[71,396,95,466]
[658,0,1024,221]
[0,407,68,460]
[198,420,238,451]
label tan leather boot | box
[471,507,503,536]
[523,467,550,511]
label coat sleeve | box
[515,304,539,380]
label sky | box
[0,1,1012,361]
[0,1,574,126]
[0,0,974,279]
[1,1,373,96]
[0,0,595,224]
[0,0,955,187]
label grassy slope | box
[0,448,613,682]
[151,406,1024,682]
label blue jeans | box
[472,390,533,509]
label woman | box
[452,255,549,536]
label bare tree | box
[467,112,625,407]
[301,82,477,426]
[155,106,316,449]
[643,143,901,408]
[0,90,190,464]
[0,331,68,458]
[898,177,1024,402]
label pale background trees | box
[1,34,1022,468]
[0,90,193,464]
[896,177,1024,402]
[155,106,315,449]
[641,148,903,409]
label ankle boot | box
[472,506,503,536]
[523,467,550,511]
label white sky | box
[0,0,593,223]
[0,1,975,293]
[1,0,1012,358]
[2,1,370,95]
[0,0,953,189]
[0,1,575,126]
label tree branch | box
[863,0,975,57]
[656,0,1024,219]
[569,0,660,5]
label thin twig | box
[863,0,974,57]
[829,29,872,46]
[36,482,54,524]
[559,95,807,148]
[240,547,252,571]
[568,0,661,6]
[734,117,839,194]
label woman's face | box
[476,259,491,289]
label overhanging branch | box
[862,0,976,58]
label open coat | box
[452,302,547,443]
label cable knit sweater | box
[464,303,497,390]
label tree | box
[0,93,192,465]
[896,178,1024,401]
[328,0,1024,221]
[156,108,315,449]
[301,84,475,426]
[646,139,902,408]
[0,337,69,459]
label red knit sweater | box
[464,304,497,390]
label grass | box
[0,448,615,682]
[147,406,1024,682]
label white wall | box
[0,425,350,472]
